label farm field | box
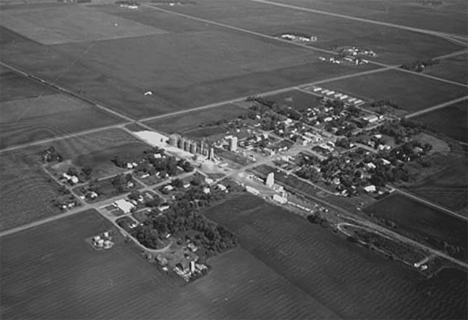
[265,89,322,111]
[204,194,468,319]
[0,210,337,320]
[1,4,382,120]
[415,100,468,143]
[261,0,468,35]
[320,69,467,112]
[363,193,467,252]
[424,53,468,86]
[159,0,464,64]
[0,149,67,231]
[0,128,150,231]
[144,103,248,135]
[403,156,468,213]
[0,4,166,45]
[0,93,123,150]
[0,65,55,102]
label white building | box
[114,199,135,214]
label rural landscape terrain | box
[0,0,467,319]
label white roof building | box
[114,199,135,214]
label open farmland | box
[254,0,468,35]
[158,0,464,64]
[44,128,150,179]
[204,195,468,319]
[0,93,123,149]
[144,103,248,135]
[364,193,468,252]
[424,53,468,87]
[0,4,166,45]
[0,210,337,320]
[0,149,66,231]
[415,100,468,143]
[321,69,468,112]
[265,89,322,111]
[0,65,55,102]
[403,157,468,213]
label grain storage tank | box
[168,133,180,147]
[184,139,191,151]
[190,141,197,154]
[178,137,186,149]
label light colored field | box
[0,94,123,149]
[0,5,167,45]
[0,210,337,319]
[321,69,468,112]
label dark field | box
[0,94,123,150]
[364,193,467,251]
[322,69,467,112]
[205,194,468,319]
[0,210,337,319]
[262,0,468,35]
[160,0,464,64]
[425,53,468,85]
[404,156,468,212]
[145,104,248,135]
[416,100,468,143]
[265,89,322,111]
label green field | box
[322,69,467,112]
[204,194,468,319]
[0,94,123,149]
[0,210,337,319]
[364,193,467,252]
[425,53,468,85]
[145,104,248,135]
[416,100,468,143]
[161,0,464,64]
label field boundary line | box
[405,95,468,119]
[143,4,468,89]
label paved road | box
[405,96,468,119]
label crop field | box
[425,53,468,86]
[364,193,467,251]
[261,0,468,35]
[321,69,467,112]
[0,210,337,319]
[415,100,468,143]
[0,149,66,231]
[1,3,383,120]
[45,128,150,179]
[0,65,55,102]
[145,103,248,135]
[0,5,166,45]
[204,194,468,319]
[0,94,123,149]
[403,157,468,212]
[265,89,322,111]
[160,0,464,64]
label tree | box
[81,165,92,177]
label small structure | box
[245,186,260,195]
[230,136,238,152]
[265,172,275,188]
[272,194,287,204]
[364,185,377,193]
[113,199,135,214]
